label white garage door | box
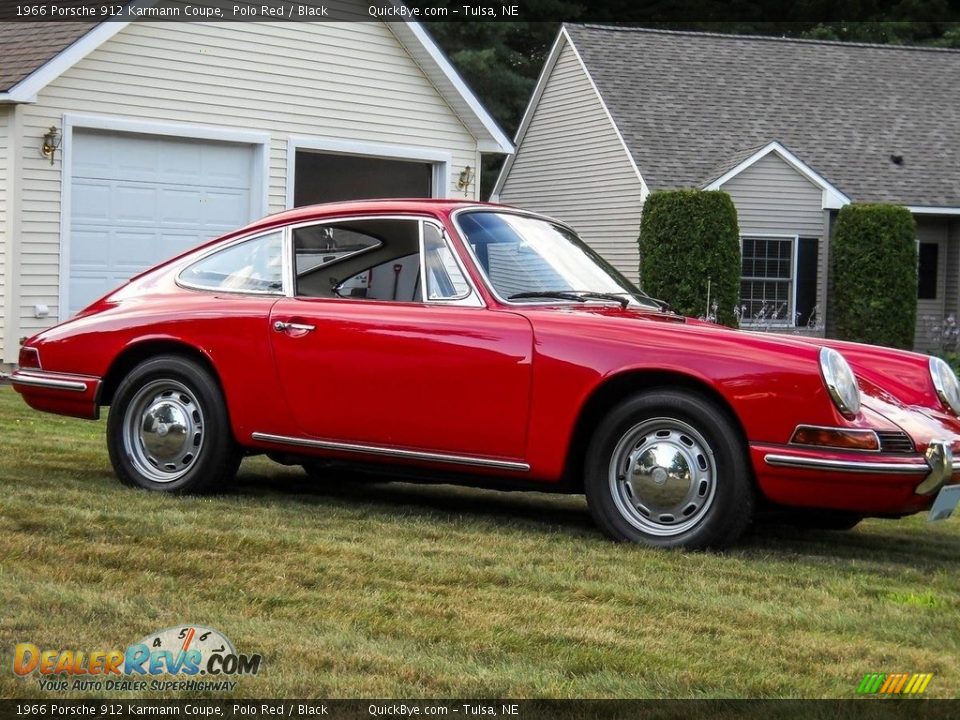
[68,129,258,315]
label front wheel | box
[107,356,241,493]
[584,390,753,550]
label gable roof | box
[0,22,97,93]
[0,16,513,154]
[563,24,960,208]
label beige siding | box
[0,106,7,362]
[720,152,826,332]
[498,41,644,282]
[915,218,950,352]
[13,16,480,341]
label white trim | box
[705,141,850,210]
[493,26,649,201]
[907,206,960,216]
[58,113,271,320]
[388,18,513,155]
[285,136,452,208]
[739,233,800,328]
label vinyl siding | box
[914,217,950,353]
[720,152,826,332]
[498,41,644,282]
[13,14,480,341]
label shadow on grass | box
[226,461,960,568]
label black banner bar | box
[0,0,959,23]
[2,700,960,720]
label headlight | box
[929,356,960,415]
[819,347,861,417]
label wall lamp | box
[41,126,62,165]
[457,165,474,195]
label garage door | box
[68,129,257,315]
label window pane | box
[423,224,470,300]
[740,237,794,323]
[296,218,418,298]
[918,242,939,300]
[180,231,283,294]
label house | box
[493,25,960,350]
[0,14,512,367]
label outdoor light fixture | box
[457,165,474,195]
[41,126,61,165]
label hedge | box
[638,190,741,327]
[830,204,917,349]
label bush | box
[830,204,917,349]
[638,190,741,327]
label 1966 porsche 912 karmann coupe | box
[7,200,960,549]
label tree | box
[830,204,918,349]
[638,190,741,327]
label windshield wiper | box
[508,290,629,308]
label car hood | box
[519,305,956,436]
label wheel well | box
[562,370,750,492]
[98,341,222,407]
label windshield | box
[457,211,659,309]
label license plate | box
[928,485,960,522]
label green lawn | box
[1,384,958,699]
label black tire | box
[107,356,241,493]
[584,389,753,550]
[778,510,863,531]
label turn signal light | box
[18,346,41,370]
[790,425,880,451]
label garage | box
[67,129,259,315]
[293,150,435,206]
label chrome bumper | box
[764,439,957,496]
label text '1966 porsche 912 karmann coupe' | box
[6,200,960,549]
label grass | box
[0,385,959,699]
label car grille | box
[877,431,915,454]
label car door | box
[267,216,533,463]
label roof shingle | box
[564,24,960,207]
[0,22,97,93]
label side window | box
[180,231,283,294]
[423,223,471,301]
[293,218,476,305]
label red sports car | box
[6,200,960,549]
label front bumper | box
[752,441,959,515]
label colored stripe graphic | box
[858,672,933,695]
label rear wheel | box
[107,356,240,493]
[584,390,753,550]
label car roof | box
[239,199,501,236]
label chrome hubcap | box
[123,380,204,483]
[609,417,717,536]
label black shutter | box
[795,238,819,327]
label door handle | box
[274,320,316,333]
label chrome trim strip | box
[764,453,929,474]
[251,432,530,472]
[10,372,90,392]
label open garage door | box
[293,150,434,206]
[67,129,258,316]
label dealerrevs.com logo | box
[13,625,262,692]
